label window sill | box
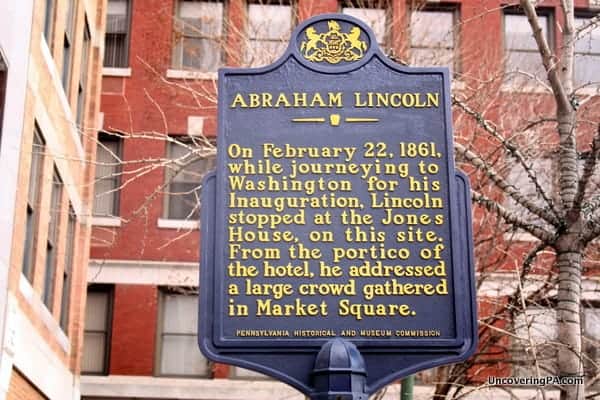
[91,217,122,227]
[500,83,551,94]
[102,67,132,77]
[501,82,600,96]
[166,69,217,80]
[157,218,199,230]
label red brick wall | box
[109,285,158,375]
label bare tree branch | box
[582,216,600,244]
[453,94,562,221]
[573,13,600,44]
[455,142,561,226]
[519,0,571,112]
[522,117,557,133]
[573,125,600,214]
[559,0,575,95]
[471,190,556,243]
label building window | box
[173,0,224,71]
[76,19,91,129]
[342,0,389,46]
[504,11,550,85]
[104,0,131,68]
[409,8,457,72]
[164,138,215,220]
[22,127,46,282]
[82,286,113,374]
[62,0,76,92]
[44,0,56,46]
[513,307,600,379]
[504,156,554,227]
[245,1,293,67]
[513,307,558,376]
[158,289,209,376]
[574,15,600,87]
[93,133,122,217]
[60,205,76,332]
[43,169,63,309]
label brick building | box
[82,0,599,399]
[0,0,105,399]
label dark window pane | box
[93,135,121,217]
[60,206,76,332]
[104,0,130,67]
[43,170,63,309]
[82,289,112,374]
[22,208,35,281]
[167,182,201,219]
[44,0,55,44]
[22,128,45,282]
[62,35,72,91]
[165,139,215,219]
[77,22,91,128]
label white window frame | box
[513,306,600,380]
[409,6,459,73]
[82,286,113,375]
[502,10,552,90]
[43,168,63,310]
[92,133,122,220]
[172,0,225,72]
[573,13,600,88]
[244,1,293,67]
[104,0,132,68]
[156,289,210,377]
[162,136,216,222]
[22,126,46,283]
[342,0,390,47]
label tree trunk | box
[555,250,584,400]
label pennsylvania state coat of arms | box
[300,20,368,64]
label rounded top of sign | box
[292,13,378,73]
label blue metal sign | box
[199,13,477,398]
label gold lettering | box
[262,92,273,107]
[310,93,326,107]
[328,92,343,107]
[427,92,440,107]
[249,93,260,108]
[230,93,248,108]
[275,93,291,107]
[293,92,307,107]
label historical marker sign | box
[199,13,477,398]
